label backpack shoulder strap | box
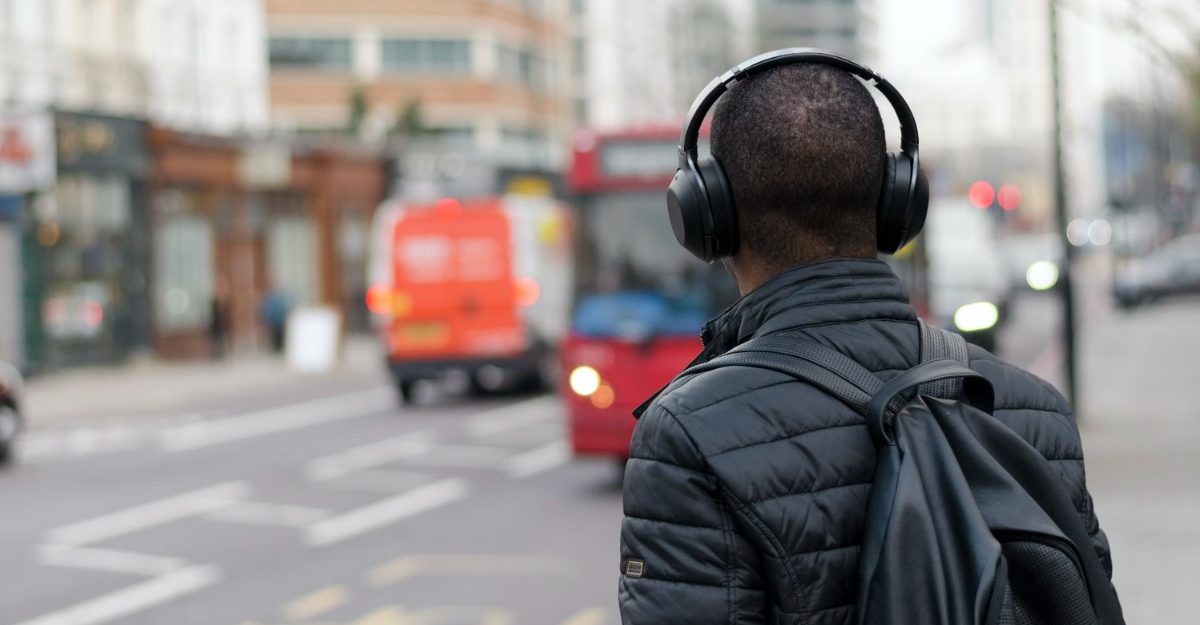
[681,332,884,416]
[918,318,971,397]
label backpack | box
[682,320,1125,625]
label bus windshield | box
[573,191,738,339]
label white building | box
[571,0,753,130]
[876,0,1196,224]
[0,0,267,134]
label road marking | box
[206,501,330,528]
[37,545,185,576]
[467,396,558,437]
[561,608,607,625]
[11,565,219,625]
[507,440,571,478]
[284,585,348,622]
[157,387,393,452]
[367,554,562,587]
[307,431,434,481]
[351,607,408,625]
[307,478,469,546]
[46,481,250,546]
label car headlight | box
[569,366,601,396]
[1025,260,1059,291]
[954,302,999,333]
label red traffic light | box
[968,181,995,209]
[997,184,1021,211]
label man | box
[618,61,1112,624]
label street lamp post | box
[1049,0,1080,410]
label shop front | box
[148,130,384,359]
[22,112,149,370]
[0,111,56,371]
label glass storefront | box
[34,174,139,366]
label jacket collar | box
[701,258,915,356]
[634,258,914,419]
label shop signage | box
[0,112,55,193]
[55,112,147,174]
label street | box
[2,384,621,625]
[2,266,1196,625]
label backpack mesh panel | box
[1001,541,1099,625]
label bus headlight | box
[953,302,999,333]
[569,366,602,396]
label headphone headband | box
[678,48,920,167]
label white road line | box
[306,431,434,481]
[466,396,558,437]
[157,387,393,452]
[307,478,469,546]
[11,565,219,625]
[36,545,185,577]
[46,481,250,547]
[205,501,330,528]
[507,440,571,478]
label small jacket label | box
[624,559,645,578]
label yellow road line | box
[561,608,607,625]
[351,606,408,625]
[283,585,349,622]
[367,555,560,587]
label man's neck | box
[730,252,875,296]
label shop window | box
[154,211,214,331]
[267,213,319,307]
[268,37,353,70]
[381,39,472,75]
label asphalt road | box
[0,291,1067,625]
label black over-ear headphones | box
[667,48,928,262]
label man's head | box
[710,63,886,291]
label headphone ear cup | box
[697,157,738,258]
[667,167,712,261]
[876,152,923,254]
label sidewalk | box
[23,335,390,429]
[1073,288,1200,622]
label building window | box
[497,44,549,90]
[380,39,472,74]
[268,37,353,70]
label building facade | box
[0,0,268,133]
[265,0,571,172]
[570,0,752,130]
[753,0,876,62]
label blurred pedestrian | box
[261,281,290,354]
[209,280,231,360]
[619,51,1118,624]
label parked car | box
[1113,234,1200,309]
[0,362,23,464]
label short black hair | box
[711,63,886,263]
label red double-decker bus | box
[562,128,738,458]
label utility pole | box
[1049,0,1079,409]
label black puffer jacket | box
[618,259,1111,625]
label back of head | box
[711,63,886,268]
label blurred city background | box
[0,0,1196,624]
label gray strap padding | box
[918,319,970,397]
